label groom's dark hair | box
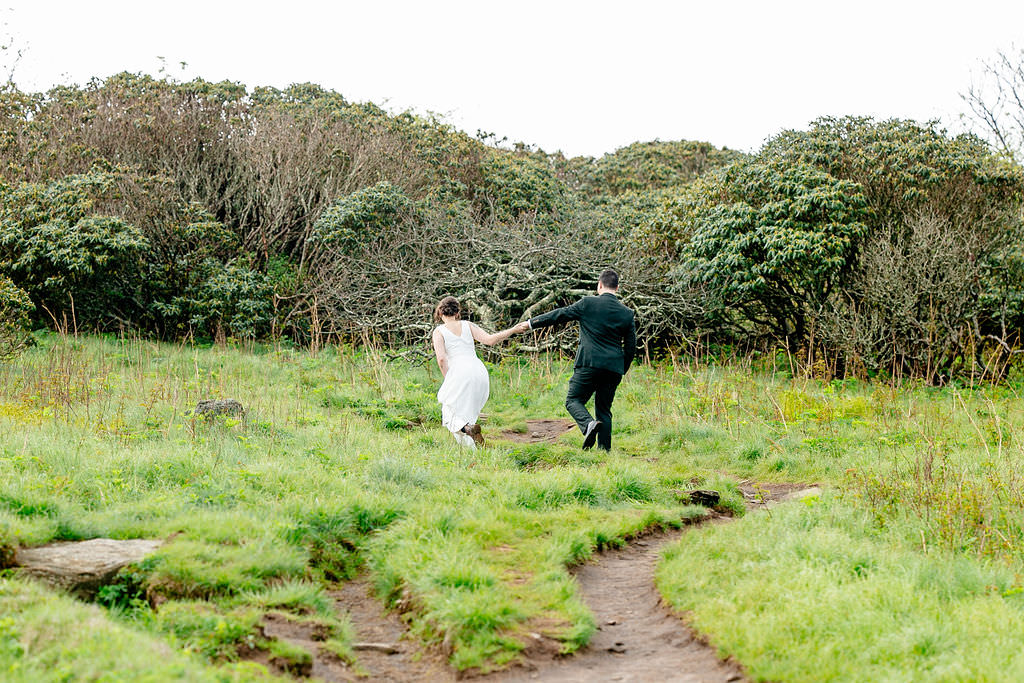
[598,269,619,290]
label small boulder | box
[193,399,245,419]
[14,538,162,599]
[676,489,721,507]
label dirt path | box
[263,524,752,683]
[482,484,819,682]
[486,528,746,683]
[261,576,454,682]
[329,577,455,682]
[500,418,576,443]
[259,459,816,681]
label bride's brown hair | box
[434,296,461,322]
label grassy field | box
[1,333,1023,681]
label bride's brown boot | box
[462,423,485,447]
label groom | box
[516,269,636,451]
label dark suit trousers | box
[565,367,622,450]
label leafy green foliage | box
[643,117,1024,377]
[570,140,746,196]
[0,171,149,326]
[0,274,31,359]
[313,181,416,250]
[669,160,869,340]
[153,258,273,341]
[981,232,1024,336]
[762,117,1022,231]
[478,150,572,222]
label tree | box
[964,47,1024,164]
[0,274,32,359]
[0,172,149,328]
[668,160,869,343]
[568,140,746,197]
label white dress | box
[436,321,490,447]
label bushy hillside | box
[0,73,1022,381]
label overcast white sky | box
[3,1,1022,157]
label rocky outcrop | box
[14,538,162,599]
[193,398,245,419]
[674,489,721,507]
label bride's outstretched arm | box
[471,322,530,346]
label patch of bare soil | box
[254,577,454,682]
[500,419,576,444]
[328,576,455,682]
[737,481,822,509]
[485,529,747,683]
[260,612,350,681]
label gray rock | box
[193,398,245,419]
[781,486,822,502]
[14,538,162,599]
[677,489,721,506]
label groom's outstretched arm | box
[529,298,587,330]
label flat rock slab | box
[739,482,822,508]
[15,538,162,598]
[781,486,822,501]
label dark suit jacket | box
[529,293,637,375]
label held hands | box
[494,321,529,343]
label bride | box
[431,297,525,448]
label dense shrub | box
[761,117,1021,235]
[568,140,746,196]
[0,71,1020,379]
[153,258,273,342]
[0,274,32,359]
[646,117,1024,379]
[477,150,572,223]
[821,212,1019,380]
[0,171,150,328]
[661,160,870,342]
[773,118,1024,378]
[312,181,416,251]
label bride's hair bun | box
[435,296,461,321]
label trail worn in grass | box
[490,527,746,683]
[500,418,576,444]
[326,576,454,682]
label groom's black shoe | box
[582,420,601,450]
